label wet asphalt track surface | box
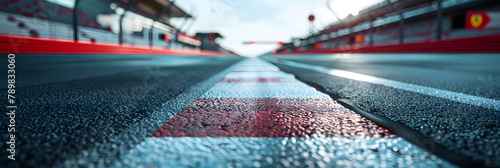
[0,53,498,167]
[262,53,500,166]
[0,54,243,167]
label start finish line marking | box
[276,59,500,111]
[112,58,456,167]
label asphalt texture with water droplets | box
[0,54,243,167]
[262,53,500,166]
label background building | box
[277,0,500,53]
[0,0,230,52]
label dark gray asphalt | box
[0,54,243,167]
[2,52,499,167]
[262,53,500,167]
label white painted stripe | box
[232,67,280,71]
[235,65,275,68]
[278,60,500,111]
[232,66,280,70]
[208,59,325,98]
[113,137,456,168]
[202,82,329,98]
[237,64,270,66]
[224,72,295,79]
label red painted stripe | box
[0,34,235,56]
[151,98,396,138]
[231,70,281,72]
[219,78,293,82]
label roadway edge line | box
[271,58,500,111]
[266,58,484,168]
[57,57,247,167]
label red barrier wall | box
[276,33,500,55]
[0,34,234,56]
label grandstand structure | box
[0,0,231,53]
[277,0,500,53]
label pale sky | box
[171,0,383,56]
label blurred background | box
[2,0,498,56]
[1,1,500,167]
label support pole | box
[72,0,81,41]
[149,0,175,47]
[118,16,124,44]
[148,22,154,47]
[399,14,404,44]
[436,0,443,40]
[176,18,189,32]
[389,0,405,44]
[369,20,374,46]
[326,0,342,22]
[183,16,196,34]
[119,0,140,45]
[364,13,375,46]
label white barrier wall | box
[0,11,188,49]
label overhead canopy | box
[195,33,224,39]
[319,0,434,34]
[118,0,191,22]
